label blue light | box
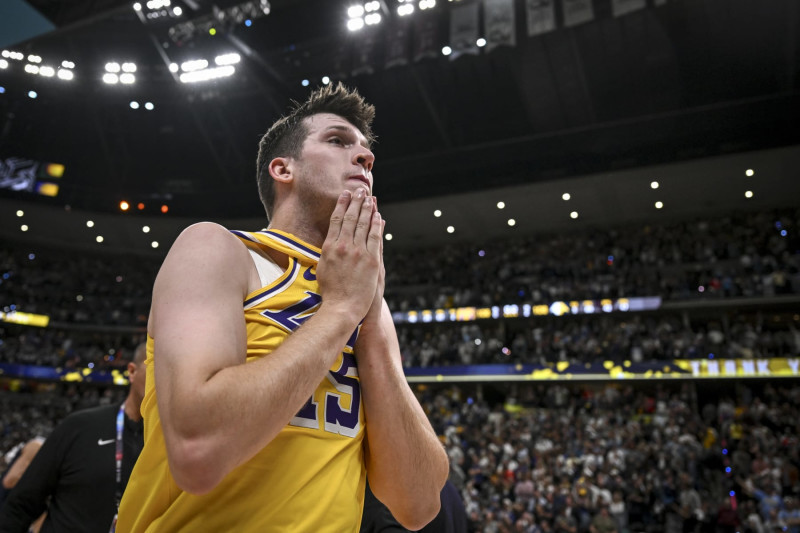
[467,397,473,405]
[608,255,614,262]
[88,362,95,369]
[0,87,5,94]
[478,250,485,257]
[722,448,728,455]
[9,304,16,310]
[775,221,782,229]
[781,230,787,237]
[2,273,9,279]
[725,467,731,473]
[109,355,115,361]
[28,253,35,260]
[709,353,715,359]
[245,19,252,27]
[729,491,735,497]
[301,79,310,87]
[28,90,37,99]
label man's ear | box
[127,361,137,379]
[268,157,293,185]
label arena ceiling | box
[0,0,799,249]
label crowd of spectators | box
[0,324,145,369]
[420,382,800,532]
[385,208,799,311]
[397,312,800,367]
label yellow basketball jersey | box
[117,229,366,532]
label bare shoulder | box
[154,222,252,303]
[163,222,250,271]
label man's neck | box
[124,395,142,422]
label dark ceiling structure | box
[0,0,799,221]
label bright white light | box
[365,1,380,12]
[397,4,414,15]
[57,69,74,80]
[1,50,8,58]
[96,236,104,243]
[130,101,140,109]
[181,59,209,72]
[145,102,154,110]
[20,225,28,232]
[122,62,137,73]
[348,5,365,17]
[507,218,516,226]
[105,62,121,73]
[322,76,330,85]
[61,60,75,68]
[24,64,39,74]
[650,181,659,189]
[16,210,23,217]
[39,66,55,77]
[655,201,663,209]
[476,38,486,47]
[12,52,24,61]
[385,233,393,241]
[434,209,442,217]
[151,241,159,248]
[420,0,436,9]
[215,53,241,66]
[497,201,505,209]
[442,46,452,56]
[169,62,179,73]
[745,190,753,198]
[173,6,182,15]
[133,2,142,10]
[120,73,135,84]
[179,65,235,83]
[27,55,41,63]
[570,211,578,219]
[86,220,95,227]
[365,12,381,25]
[27,90,37,99]
[142,226,150,233]
[562,193,570,201]
[447,226,455,234]
[301,79,310,87]
[745,169,754,177]
[0,59,7,69]
[347,18,364,31]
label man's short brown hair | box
[255,83,376,221]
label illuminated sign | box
[0,310,50,327]
[392,296,661,323]
[0,156,64,197]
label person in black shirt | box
[0,343,147,533]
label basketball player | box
[117,83,449,532]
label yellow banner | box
[674,358,800,378]
[0,311,50,328]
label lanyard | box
[109,403,125,533]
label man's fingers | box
[326,190,352,242]
[366,210,383,255]
[340,189,366,242]
[354,195,374,244]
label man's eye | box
[329,137,343,145]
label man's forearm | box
[357,307,449,530]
